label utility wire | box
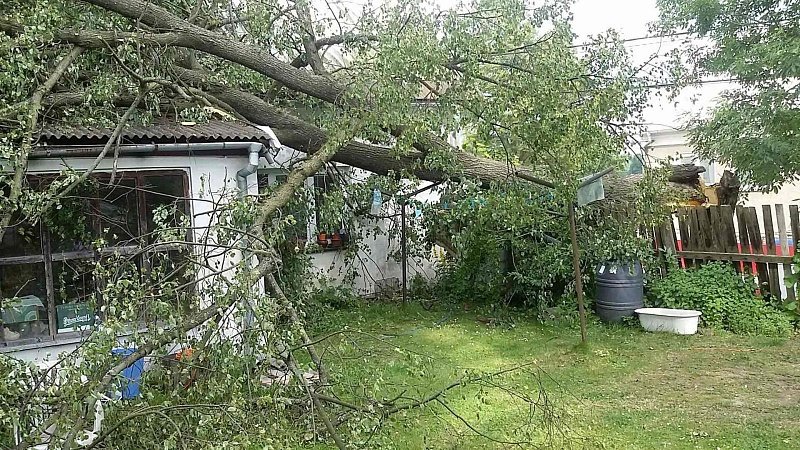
[570,31,693,48]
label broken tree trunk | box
[668,164,705,185]
[716,170,741,206]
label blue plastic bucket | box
[111,348,144,399]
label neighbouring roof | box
[37,120,273,146]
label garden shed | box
[2,121,433,361]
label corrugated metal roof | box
[38,121,272,144]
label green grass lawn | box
[305,302,800,449]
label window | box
[257,170,348,250]
[627,153,644,175]
[265,174,311,242]
[313,173,334,233]
[0,170,190,347]
[312,173,348,249]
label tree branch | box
[56,28,184,47]
[0,46,84,244]
[79,0,346,103]
[0,19,23,36]
[292,0,327,75]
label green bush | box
[648,262,793,336]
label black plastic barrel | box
[594,261,643,322]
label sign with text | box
[56,303,95,333]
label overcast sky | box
[570,0,729,131]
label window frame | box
[0,169,191,349]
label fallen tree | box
[3,0,688,197]
[1,0,679,447]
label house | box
[644,128,800,232]
[0,121,435,361]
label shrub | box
[648,262,793,336]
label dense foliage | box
[426,171,668,310]
[658,0,800,191]
[648,262,793,336]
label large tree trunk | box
[668,164,705,184]
[61,1,701,202]
[171,67,696,200]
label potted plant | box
[330,231,342,248]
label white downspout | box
[235,130,281,329]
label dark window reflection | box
[95,178,140,246]
[0,263,49,342]
[143,174,188,242]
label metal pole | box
[568,202,588,343]
[401,199,407,305]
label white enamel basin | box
[634,308,702,335]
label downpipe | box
[236,134,281,330]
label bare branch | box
[293,0,327,75]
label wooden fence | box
[653,204,799,301]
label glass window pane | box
[142,174,188,242]
[0,219,42,258]
[271,174,309,240]
[1,178,42,257]
[0,263,49,343]
[48,184,96,253]
[53,260,96,333]
[94,178,140,246]
[313,174,331,232]
[137,250,192,320]
[257,171,271,191]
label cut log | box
[668,164,705,184]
